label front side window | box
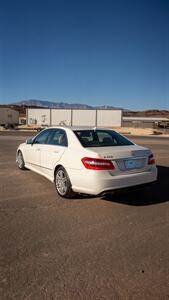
[33,129,51,144]
[74,130,134,147]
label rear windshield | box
[73,130,134,147]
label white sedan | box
[16,127,157,198]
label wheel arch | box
[16,147,26,164]
[17,148,22,154]
[16,148,26,170]
[54,164,75,198]
[54,164,63,180]
[16,148,22,160]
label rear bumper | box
[100,180,157,196]
[67,165,158,195]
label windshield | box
[73,129,134,147]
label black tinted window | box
[74,130,133,147]
[34,129,51,144]
[47,129,68,146]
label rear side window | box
[74,130,133,147]
[47,129,68,146]
[34,129,51,144]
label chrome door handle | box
[36,148,40,151]
[53,150,59,153]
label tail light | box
[148,154,155,165]
[81,157,115,170]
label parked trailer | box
[0,107,19,127]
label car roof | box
[46,126,113,131]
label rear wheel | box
[17,151,26,170]
[55,166,75,198]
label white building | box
[27,108,122,127]
[0,107,19,126]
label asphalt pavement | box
[0,132,169,299]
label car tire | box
[55,166,75,198]
[17,151,26,170]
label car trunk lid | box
[86,145,151,174]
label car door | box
[25,129,51,170]
[40,129,68,177]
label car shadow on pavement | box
[101,166,169,206]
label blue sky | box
[0,0,169,110]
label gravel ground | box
[0,132,169,300]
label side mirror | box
[26,137,34,145]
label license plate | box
[125,159,138,169]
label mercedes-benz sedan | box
[16,127,157,198]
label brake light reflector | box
[148,154,155,165]
[81,157,115,170]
